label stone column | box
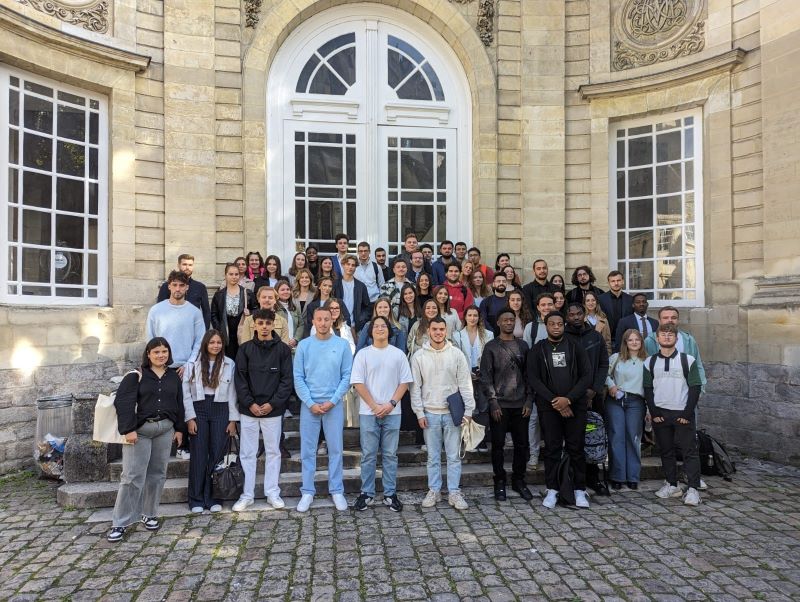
[162,0,218,283]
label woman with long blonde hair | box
[583,290,611,355]
[291,268,316,314]
[605,328,648,490]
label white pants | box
[239,414,282,500]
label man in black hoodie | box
[565,302,610,496]
[479,272,509,336]
[233,309,293,512]
[527,311,592,509]
[480,309,533,501]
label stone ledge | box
[0,4,150,73]
[746,276,800,308]
[578,48,746,100]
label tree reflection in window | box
[296,33,356,95]
[387,35,444,101]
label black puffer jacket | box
[565,322,610,396]
[234,334,293,418]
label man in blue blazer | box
[615,293,658,352]
[334,255,371,331]
[598,270,633,350]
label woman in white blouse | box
[605,328,648,491]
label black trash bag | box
[556,452,576,506]
[211,436,245,501]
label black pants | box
[187,395,229,508]
[489,407,529,483]
[653,409,700,488]
[400,390,424,445]
[539,406,587,490]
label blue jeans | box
[605,394,645,483]
[422,411,462,493]
[359,413,401,496]
[300,402,344,495]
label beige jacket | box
[410,341,475,419]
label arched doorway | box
[266,4,472,258]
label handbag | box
[93,370,141,445]
[211,436,245,500]
[446,390,465,426]
[460,419,486,457]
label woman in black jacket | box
[107,337,185,542]
[212,263,257,359]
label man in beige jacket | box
[410,316,475,510]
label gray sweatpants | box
[111,419,174,527]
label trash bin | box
[35,394,74,479]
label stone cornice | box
[747,276,800,308]
[578,48,746,100]
[0,4,149,73]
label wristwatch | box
[390,399,399,407]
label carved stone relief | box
[611,0,706,71]
[244,0,262,28]
[18,0,109,34]
[447,0,494,46]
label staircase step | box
[108,445,513,481]
[58,457,666,509]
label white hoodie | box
[410,340,475,419]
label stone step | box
[58,457,666,509]
[108,445,515,481]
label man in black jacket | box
[598,270,634,346]
[479,273,509,336]
[521,258,555,311]
[565,302,610,496]
[480,310,533,501]
[233,309,293,512]
[527,311,592,509]
[334,255,371,331]
[157,253,211,328]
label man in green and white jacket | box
[644,323,704,506]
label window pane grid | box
[614,115,698,303]
[3,70,105,303]
[293,131,356,250]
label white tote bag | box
[93,370,140,445]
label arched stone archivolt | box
[240,0,498,252]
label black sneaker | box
[590,482,610,497]
[141,516,161,531]
[383,494,403,512]
[494,483,507,501]
[477,442,488,452]
[353,493,374,511]
[512,481,534,501]
[107,526,126,543]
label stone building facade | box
[0,0,798,473]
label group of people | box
[107,232,709,542]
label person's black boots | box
[512,480,534,501]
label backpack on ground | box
[584,410,608,465]
[697,429,736,480]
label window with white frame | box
[610,110,703,305]
[268,6,471,260]
[1,68,107,305]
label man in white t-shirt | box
[350,316,413,512]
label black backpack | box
[697,429,736,480]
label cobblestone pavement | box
[1,459,799,602]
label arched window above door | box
[295,33,356,95]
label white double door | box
[285,121,456,255]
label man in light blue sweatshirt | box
[293,305,353,513]
[146,270,205,378]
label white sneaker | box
[317,442,327,456]
[421,489,441,508]
[448,491,469,510]
[420,444,427,452]
[296,493,314,512]
[699,479,708,490]
[505,433,513,448]
[527,458,538,470]
[683,487,701,506]
[267,495,285,509]
[176,449,190,460]
[574,490,590,508]
[190,506,203,514]
[209,504,222,513]
[542,489,558,509]
[331,493,348,511]
[232,497,254,512]
[655,482,684,499]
